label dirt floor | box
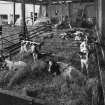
[0,28,99,105]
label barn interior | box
[0,0,105,105]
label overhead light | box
[52,0,72,4]
[59,1,62,3]
[66,1,72,3]
[53,1,57,4]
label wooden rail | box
[0,88,48,105]
[0,24,52,57]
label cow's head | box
[48,60,61,75]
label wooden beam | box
[68,2,71,20]
[0,88,47,105]
[13,1,16,25]
[21,0,26,37]
[0,0,48,5]
[33,4,35,24]
[0,0,94,5]
[96,0,105,105]
[97,0,105,44]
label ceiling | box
[1,0,94,5]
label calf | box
[78,51,89,75]
[79,39,89,75]
[62,65,86,86]
[20,40,30,59]
[48,60,61,75]
[29,42,41,62]
[48,61,69,76]
[86,78,100,105]
[3,59,51,88]
[7,63,31,88]
[20,40,44,62]
[0,58,31,88]
[75,35,81,41]
[74,31,84,41]
[3,59,27,71]
[31,59,50,75]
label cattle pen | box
[0,25,54,105]
[0,25,104,105]
[0,0,105,105]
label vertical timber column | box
[98,0,105,43]
[21,0,26,38]
[13,1,16,25]
[101,0,105,43]
[68,3,71,21]
[33,4,35,24]
[38,3,42,18]
[46,4,48,17]
[68,2,71,27]
[0,16,3,55]
[96,0,105,105]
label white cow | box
[3,59,27,71]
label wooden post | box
[96,0,105,105]
[46,4,48,17]
[101,0,105,44]
[68,3,71,21]
[21,0,25,35]
[0,16,3,55]
[38,3,42,18]
[97,0,105,43]
[21,0,27,39]
[33,4,35,24]
[13,1,16,25]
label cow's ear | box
[78,52,82,55]
[77,52,83,57]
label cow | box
[3,58,53,89]
[31,59,50,75]
[0,57,31,88]
[48,61,69,75]
[85,78,101,105]
[48,60,61,75]
[74,31,84,41]
[61,65,86,86]
[20,40,44,62]
[48,60,86,86]
[2,59,27,71]
[7,63,31,88]
[78,35,89,75]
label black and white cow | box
[78,35,89,75]
[48,60,86,85]
[74,31,84,41]
[20,40,44,62]
[48,60,61,75]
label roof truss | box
[1,0,94,5]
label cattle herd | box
[0,28,102,105]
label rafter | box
[0,0,94,5]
